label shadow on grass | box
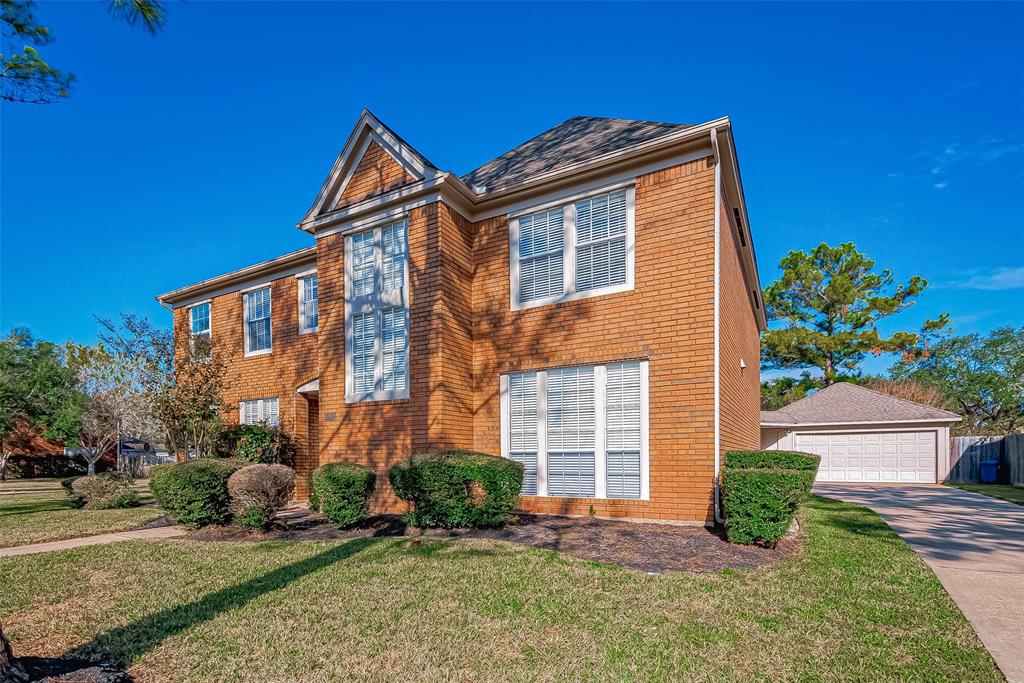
[0,498,72,517]
[71,537,379,665]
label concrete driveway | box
[815,483,1024,683]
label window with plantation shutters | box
[501,361,647,500]
[240,397,279,427]
[244,286,272,355]
[517,208,564,303]
[510,184,634,310]
[575,190,628,292]
[345,219,410,402]
[605,362,642,499]
[508,373,538,495]
[188,302,211,360]
[546,367,596,497]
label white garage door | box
[794,431,936,483]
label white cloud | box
[955,267,1024,291]
[932,181,948,190]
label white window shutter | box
[352,312,376,394]
[351,230,376,297]
[546,366,596,497]
[381,221,407,291]
[518,208,564,302]
[508,373,539,495]
[605,362,642,498]
[381,307,407,392]
[575,190,628,292]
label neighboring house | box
[761,382,961,483]
[157,111,765,524]
[117,437,174,477]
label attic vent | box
[733,208,747,247]
[751,289,761,309]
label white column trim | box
[536,370,549,497]
[594,364,608,499]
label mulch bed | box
[187,510,795,573]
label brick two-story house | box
[157,111,765,525]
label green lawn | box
[947,481,1024,506]
[0,479,163,548]
[0,496,1000,682]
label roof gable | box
[462,116,692,193]
[300,110,442,225]
[761,382,961,426]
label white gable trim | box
[300,110,440,227]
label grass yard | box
[0,479,163,548]
[947,482,1024,507]
[0,496,1001,682]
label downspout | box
[711,128,725,525]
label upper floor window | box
[244,286,272,356]
[298,274,318,334]
[510,185,635,310]
[345,219,409,402]
[240,397,279,426]
[501,360,648,500]
[188,302,211,359]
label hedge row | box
[150,459,247,527]
[389,449,523,528]
[721,450,819,546]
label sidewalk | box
[0,526,185,558]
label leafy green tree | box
[1,0,165,104]
[0,329,82,479]
[892,327,1024,435]
[761,242,948,385]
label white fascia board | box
[760,417,962,428]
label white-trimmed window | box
[188,302,211,359]
[240,397,279,426]
[298,273,318,333]
[510,185,635,310]
[501,360,648,500]
[345,219,409,402]
[244,286,272,355]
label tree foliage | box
[98,314,230,458]
[761,242,948,385]
[892,327,1024,435]
[1,0,165,104]
[0,329,81,479]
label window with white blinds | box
[298,274,318,333]
[510,185,634,310]
[244,286,272,355]
[508,373,538,495]
[501,360,647,500]
[345,219,410,402]
[240,397,279,427]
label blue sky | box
[2,2,1021,377]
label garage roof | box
[761,382,961,427]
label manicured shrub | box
[221,424,295,466]
[227,464,295,530]
[69,472,140,510]
[721,450,820,546]
[310,463,376,528]
[60,476,80,494]
[389,449,523,528]
[149,458,247,527]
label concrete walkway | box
[0,526,185,558]
[816,483,1024,683]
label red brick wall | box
[718,195,762,456]
[471,157,718,522]
[174,268,319,496]
[336,141,411,208]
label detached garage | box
[761,383,961,483]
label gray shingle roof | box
[760,382,961,426]
[461,116,692,193]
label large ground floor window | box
[500,360,648,500]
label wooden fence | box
[947,434,1024,485]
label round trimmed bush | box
[310,462,376,528]
[228,464,295,530]
[149,458,247,528]
[70,472,140,509]
[389,449,523,528]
